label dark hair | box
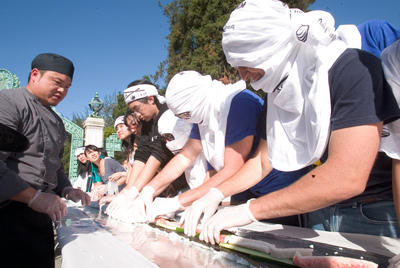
[126,79,161,107]
[84,144,101,155]
[77,160,91,176]
[120,110,137,155]
[124,109,140,126]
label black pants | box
[0,201,55,268]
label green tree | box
[158,0,315,86]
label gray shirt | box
[0,87,71,202]
[101,157,125,184]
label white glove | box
[148,196,184,222]
[28,190,67,222]
[89,184,107,202]
[139,185,155,217]
[182,188,224,237]
[200,199,258,245]
[105,186,139,217]
[63,187,90,206]
[116,197,147,223]
[389,253,400,268]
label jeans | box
[302,200,400,238]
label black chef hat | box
[31,53,74,79]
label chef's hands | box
[138,186,155,217]
[106,186,139,217]
[63,186,90,206]
[148,196,183,222]
[200,199,258,245]
[181,188,224,237]
[28,190,67,222]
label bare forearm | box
[126,160,145,188]
[250,163,367,220]
[393,159,400,224]
[149,153,193,195]
[218,150,272,198]
[133,156,161,191]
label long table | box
[57,202,400,267]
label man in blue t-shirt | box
[198,0,400,245]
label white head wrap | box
[74,147,85,157]
[123,84,166,105]
[114,115,125,130]
[158,109,208,188]
[158,109,193,154]
[222,0,347,171]
[335,24,362,49]
[380,40,400,159]
[166,70,245,171]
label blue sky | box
[1,0,399,120]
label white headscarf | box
[74,147,85,157]
[166,71,246,171]
[114,115,125,131]
[380,40,400,159]
[158,109,193,154]
[158,109,208,189]
[335,24,362,49]
[222,0,347,171]
[123,84,166,104]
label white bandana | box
[158,109,208,188]
[166,71,245,171]
[380,40,400,159]
[123,84,166,104]
[222,0,347,171]
[74,147,85,157]
[114,115,125,131]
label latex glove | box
[182,188,224,237]
[89,184,107,202]
[139,185,155,217]
[28,190,67,222]
[148,196,184,222]
[106,186,139,217]
[116,197,147,223]
[200,199,258,245]
[63,187,90,206]
[389,254,400,268]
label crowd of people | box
[1,0,400,267]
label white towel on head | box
[222,0,346,171]
[380,40,400,160]
[158,109,193,155]
[335,24,362,49]
[166,71,245,171]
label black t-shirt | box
[134,102,174,166]
[258,48,400,201]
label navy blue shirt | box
[190,89,263,163]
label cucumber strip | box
[219,243,297,267]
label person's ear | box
[148,96,155,104]
[29,68,41,83]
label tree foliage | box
[158,0,315,85]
